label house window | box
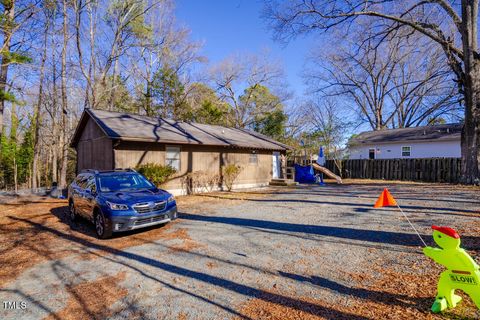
[402,146,411,157]
[249,151,258,165]
[166,146,181,171]
[368,148,375,159]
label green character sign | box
[423,225,480,313]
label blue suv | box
[68,169,177,239]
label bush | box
[136,163,176,186]
[222,164,242,191]
[181,171,221,194]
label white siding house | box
[348,124,462,160]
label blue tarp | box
[294,164,317,183]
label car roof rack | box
[80,168,137,174]
[80,169,99,174]
[113,168,137,172]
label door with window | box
[368,148,376,160]
[272,152,281,179]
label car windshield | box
[98,173,154,192]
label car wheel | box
[69,201,78,222]
[94,212,112,239]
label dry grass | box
[0,198,74,286]
[342,259,480,320]
[206,261,218,269]
[177,312,188,320]
[44,271,128,320]
[237,265,479,320]
[236,290,346,320]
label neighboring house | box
[348,123,462,160]
[70,109,289,195]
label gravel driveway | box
[1,182,479,319]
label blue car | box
[68,169,177,239]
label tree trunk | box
[0,2,15,136]
[460,67,480,184]
[59,0,69,189]
[51,23,58,186]
[13,157,17,193]
[52,132,58,184]
[108,57,120,110]
[32,19,49,189]
[87,1,97,108]
[460,0,480,184]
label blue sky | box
[175,0,314,98]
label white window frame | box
[166,146,181,171]
[368,148,376,159]
[401,146,411,157]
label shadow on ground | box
[50,206,172,240]
[3,216,370,320]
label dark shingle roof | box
[71,109,290,151]
[350,123,462,145]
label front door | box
[272,152,280,179]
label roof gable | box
[71,109,290,151]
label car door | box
[72,174,88,216]
[83,175,97,220]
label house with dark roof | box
[70,109,289,194]
[348,123,462,160]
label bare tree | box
[210,52,287,128]
[128,0,204,117]
[59,0,69,189]
[264,0,480,183]
[306,29,460,130]
[307,36,400,130]
[0,0,205,190]
[32,9,51,189]
[307,99,352,175]
[389,43,461,127]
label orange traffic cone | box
[374,188,398,208]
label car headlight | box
[106,201,129,210]
[167,196,175,204]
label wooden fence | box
[324,158,462,183]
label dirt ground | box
[0,180,479,319]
